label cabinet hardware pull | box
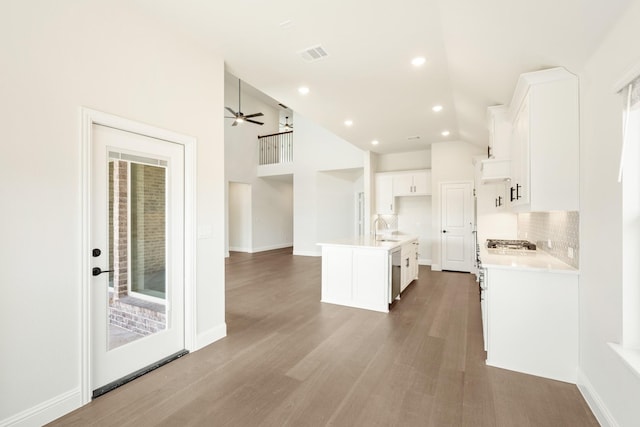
[510,186,516,202]
[516,183,521,200]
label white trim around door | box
[80,107,197,405]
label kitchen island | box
[318,234,419,313]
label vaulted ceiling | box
[134,0,631,153]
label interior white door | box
[91,124,185,395]
[441,182,473,272]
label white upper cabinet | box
[481,106,512,183]
[375,173,395,214]
[488,105,511,160]
[375,169,432,214]
[393,170,431,196]
[507,68,579,212]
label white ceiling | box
[134,0,631,154]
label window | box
[614,74,640,376]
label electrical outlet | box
[547,239,552,249]
[568,247,574,259]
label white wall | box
[396,197,433,263]
[0,1,226,423]
[577,1,640,425]
[252,176,294,252]
[317,170,363,244]
[224,77,294,254]
[431,141,484,270]
[228,182,252,251]
[376,149,431,172]
[293,113,365,256]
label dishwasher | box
[390,248,401,303]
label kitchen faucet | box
[372,216,390,240]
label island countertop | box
[317,233,418,251]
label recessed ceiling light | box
[441,130,450,137]
[411,57,426,66]
[432,105,443,112]
[298,86,310,95]
[371,140,379,145]
[344,119,353,126]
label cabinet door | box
[393,173,414,196]
[510,96,530,208]
[375,174,395,214]
[412,170,430,195]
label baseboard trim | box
[431,263,442,271]
[418,258,432,266]
[250,243,293,253]
[576,368,618,427]
[0,388,82,427]
[292,250,321,257]
[229,244,294,254]
[195,322,227,351]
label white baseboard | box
[195,322,227,351]
[1,388,82,427]
[229,243,293,254]
[293,250,321,257]
[418,258,432,266]
[250,243,293,253]
[576,368,617,427]
[431,263,442,271]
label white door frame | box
[80,107,197,404]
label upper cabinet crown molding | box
[508,67,577,121]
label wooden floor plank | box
[49,248,598,426]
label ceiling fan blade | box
[243,112,264,118]
[225,116,237,118]
[225,107,237,115]
[231,120,238,126]
[246,119,264,125]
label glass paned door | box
[92,124,184,393]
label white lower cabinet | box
[320,245,390,313]
[485,268,578,383]
[400,239,419,291]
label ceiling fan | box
[225,79,264,126]
[280,116,293,131]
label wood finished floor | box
[51,248,598,426]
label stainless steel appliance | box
[486,239,537,250]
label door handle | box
[92,267,113,276]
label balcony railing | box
[258,131,293,165]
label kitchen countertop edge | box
[479,247,579,274]
[318,234,418,251]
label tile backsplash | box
[517,211,579,269]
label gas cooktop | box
[486,239,537,250]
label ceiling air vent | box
[299,45,328,62]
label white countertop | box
[479,247,578,274]
[318,233,418,251]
